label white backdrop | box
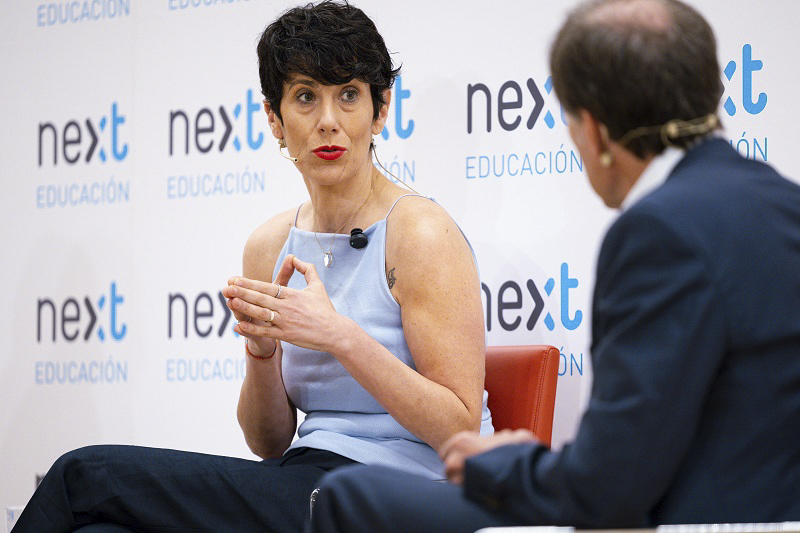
[2,0,798,515]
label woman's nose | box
[316,99,340,133]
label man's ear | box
[372,89,391,136]
[578,109,609,160]
[264,100,284,140]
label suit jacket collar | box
[620,146,684,211]
[620,137,729,211]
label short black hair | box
[550,0,723,158]
[257,1,400,123]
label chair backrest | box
[484,345,560,448]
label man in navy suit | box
[308,0,800,530]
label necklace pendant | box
[323,252,333,268]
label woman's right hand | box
[222,252,302,356]
[223,279,279,357]
[229,208,299,458]
[224,254,356,358]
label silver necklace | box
[313,181,373,268]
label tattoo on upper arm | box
[387,267,396,289]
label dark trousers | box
[309,464,525,533]
[12,445,356,533]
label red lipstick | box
[313,145,346,161]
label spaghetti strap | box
[384,194,428,219]
[293,204,304,227]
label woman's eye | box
[297,91,314,103]
[342,89,358,102]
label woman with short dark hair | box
[13,2,492,532]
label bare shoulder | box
[243,206,298,282]
[386,195,468,257]
[386,196,477,305]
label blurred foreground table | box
[478,523,800,533]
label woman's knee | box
[48,445,124,481]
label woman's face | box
[267,75,389,185]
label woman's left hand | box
[225,254,347,354]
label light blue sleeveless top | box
[274,194,493,480]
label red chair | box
[484,345,560,447]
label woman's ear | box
[372,89,392,135]
[264,100,284,140]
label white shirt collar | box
[619,146,685,211]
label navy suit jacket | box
[465,139,800,527]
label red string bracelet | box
[245,339,277,360]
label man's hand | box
[440,429,538,485]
